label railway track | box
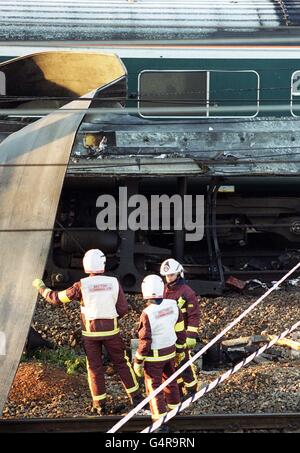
[1,413,299,433]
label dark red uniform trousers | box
[144,358,180,420]
[177,349,198,395]
[83,334,139,403]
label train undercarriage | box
[46,174,300,294]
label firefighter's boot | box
[91,401,109,416]
[183,387,196,402]
[131,394,151,415]
[131,393,144,406]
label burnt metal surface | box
[68,116,300,176]
[1,51,300,297]
[0,0,300,42]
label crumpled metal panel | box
[70,116,300,176]
[0,51,126,416]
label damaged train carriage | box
[54,52,300,295]
[1,0,300,294]
[1,48,300,295]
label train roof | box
[1,0,300,44]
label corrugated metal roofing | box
[0,0,300,41]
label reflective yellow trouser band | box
[175,343,186,349]
[146,377,161,419]
[86,358,107,401]
[93,393,107,401]
[184,360,198,388]
[124,353,139,394]
[185,379,198,388]
[168,403,180,410]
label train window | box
[209,71,259,117]
[138,70,207,117]
[291,71,300,117]
[138,70,259,118]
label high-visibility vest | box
[80,275,119,320]
[144,299,178,350]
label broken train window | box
[138,70,259,118]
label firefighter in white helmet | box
[133,275,186,433]
[33,249,142,415]
[160,258,200,396]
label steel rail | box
[0,413,299,433]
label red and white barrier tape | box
[107,261,300,433]
[141,318,300,433]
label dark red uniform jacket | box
[135,299,186,363]
[38,278,128,338]
[164,278,200,339]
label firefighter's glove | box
[133,362,144,378]
[186,337,197,349]
[175,352,185,367]
[32,279,46,290]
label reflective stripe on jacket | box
[164,278,200,338]
[38,275,128,338]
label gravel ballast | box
[2,288,300,419]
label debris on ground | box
[1,362,134,418]
[263,334,300,353]
[188,360,300,415]
[226,276,247,290]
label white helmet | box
[83,249,106,273]
[141,275,164,299]
[160,258,184,278]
